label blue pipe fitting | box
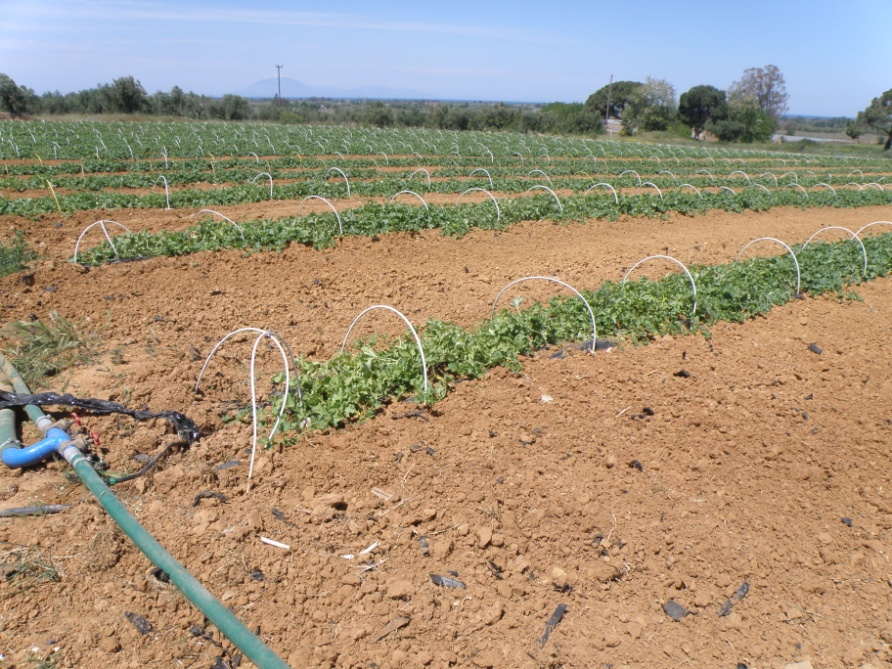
[1,427,71,468]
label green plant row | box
[3,119,885,168]
[3,165,883,196]
[271,233,892,436]
[75,188,892,265]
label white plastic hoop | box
[637,182,663,200]
[854,221,892,239]
[622,255,697,316]
[73,219,132,263]
[299,196,344,235]
[409,168,431,189]
[527,169,554,187]
[524,185,563,212]
[456,188,501,221]
[469,168,494,189]
[802,226,868,274]
[326,167,351,197]
[196,209,246,244]
[735,237,801,295]
[250,172,273,199]
[490,276,597,353]
[340,305,428,394]
[389,190,429,211]
[583,182,618,204]
[194,327,298,493]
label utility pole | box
[275,64,283,104]
[604,74,613,128]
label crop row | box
[250,232,891,434]
[3,165,886,196]
[75,188,892,266]
[2,120,886,170]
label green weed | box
[0,311,99,388]
[1,543,61,595]
[0,231,36,278]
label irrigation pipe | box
[60,446,291,668]
[0,351,291,668]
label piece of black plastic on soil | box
[538,603,567,646]
[0,390,200,442]
[808,342,823,355]
[212,655,241,669]
[662,600,690,622]
[842,517,853,527]
[418,535,430,557]
[430,573,465,589]
[124,611,153,634]
[192,490,228,506]
[718,582,750,617]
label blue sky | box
[1,0,888,116]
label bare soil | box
[1,202,892,669]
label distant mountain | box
[236,77,430,100]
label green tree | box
[0,73,35,116]
[365,100,395,127]
[728,65,788,120]
[40,90,74,114]
[621,77,677,133]
[707,99,775,143]
[678,85,728,139]
[209,94,252,120]
[845,119,863,142]
[540,102,603,135]
[855,89,892,150]
[102,76,149,113]
[584,80,642,120]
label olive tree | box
[855,89,892,150]
[728,65,789,120]
[621,77,677,133]
[0,73,37,116]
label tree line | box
[1,68,890,148]
[583,66,788,142]
[0,73,604,136]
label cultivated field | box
[2,121,892,668]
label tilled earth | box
[1,203,892,669]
